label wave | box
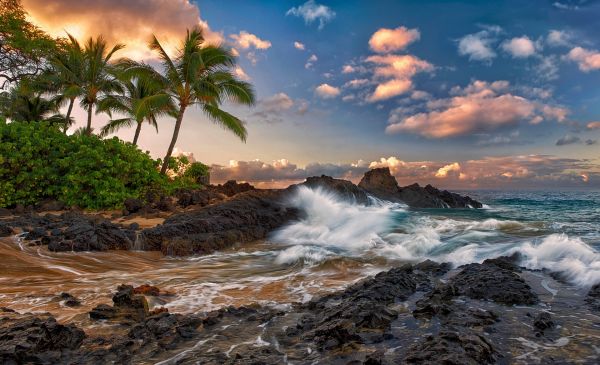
[272,186,600,287]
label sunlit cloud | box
[365,54,434,102]
[23,0,224,60]
[315,83,341,99]
[294,41,305,50]
[566,47,600,71]
[587,121,600,129]
[369,26,420,53]
[386,80,568,138]
[248,93,308,123]
[305,54,318,69]
[546,30,572,47]
[457,28,500,62]
[230,31,271,50]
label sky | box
[22,0,600,189]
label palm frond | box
[201,104,247,142]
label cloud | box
[386,80,568,138]
[368,26,420,53]
[556,134,581,146]
[315,83,341,98]
[501,36,536,58]
[230,31,271,50]
[435,162,461,178]
[210,155,599,189]
[566,47,600,71]
[536,55,560,81]
[233,66,250,81]
[457,30,498,62]
[249,93,307,123]
[365,54,434,102]
[342,65,356,73]
[305,54,318,69]
[546,30,572,47]
[587,121,600,129]
[294,41,305,50]
[343,79,370,89]
[23,0,224,60]
[286,0,336,30]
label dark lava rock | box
[585,283,600,312]
[141,190,297,256]
[36,199,65,212]
[300,266,417,349]
[450,260,538,305]
[90,284,149,323]
[0,315,85,364]
[0,223,13,237]
[358,167,483,208]
[133,284,161,296]
[59,292,81,307]
[212,180,255,197]
[402,329,496,365]
[156,197,175,212]
[176,189,212,208]
[533,311,554,333]
[124,198,144,214]
[302,175,370,204]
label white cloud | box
[233,66,250,81]
[566,47,600,72]
[369,26,420,53]
[501,36,536,58]
[457,30,497,62]
[286,0,336,30]
[342,65,356,73]
[435,162,461,178]
[229,31,271,50]
[249,93,307,123]
[305,54,318,69]
[546,30,572,47]
[315,83,341,98]
[294,41,305,50]
[343,78,369,89]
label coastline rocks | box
[450,258,538,305]
[0,223,13,237]
[141,190,298,256]
[302,175,370,204]
[58,292,81,307]
[359,167,483,208]
[90,285,149,323]
[0,314,85,364]
[585,283,600,312]
[533,312,554,333]
[211,180,255,197]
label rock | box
[25,227,46,240]
[585,283,600,312]
[301,175,370,204]
[0,223,13,237]
[402,329,496,364]
[141,190,298,256]
[133,284,160,296]
[533,312,554,333]
[0,315,85,364]
[156,197,175,212]
[129,222,140,230]
[212,180,255,197]
[176,189,212,208]
[58,292,81,307]
[358,167,402,202]
[90,285,149,323]
[450,260,538,305]
[0,208,11,217]
[358,168,483,208]
[124,198,143,214]
[36,199,65,212]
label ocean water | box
[272,187,600,287]
[2,187,599,322]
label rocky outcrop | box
[89,284,149,323]
[302,175,370,204]
[586,283,600,312]
[140,190,298,256]
[0,314,85,364]
[211,180,255,197]
[359,167,483,208]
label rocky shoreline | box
[2,257,600,364]
[0,168,482,256]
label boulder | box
[533,312,554,333]
[124,198,144,214]
[89,284,149,323]
[301,175,370,204]
[402,329,496,364]
[358,167,402,201]
[585,283,600,312]
[0,223,14,237]
[212,180,255,197]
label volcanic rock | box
[302,175,370,204]
[402,329,496,364]
[585,283,600,312]
[212,180,255,197]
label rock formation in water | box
[359,167,483,208]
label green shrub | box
[184,162,210,181]
[0,121,166,209]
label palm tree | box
[44,34,85,133]
[147,27,255,175]
[80,36,124,135]
[97,63,175,145]
[0,81,62,123]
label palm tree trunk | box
[132,120,142,145]
[160,105,186,175]
[86,104,93,135]
[63,98,75,134]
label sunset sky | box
[22,0,600,189]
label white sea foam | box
[271,186,600,287]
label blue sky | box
[24,0,600,188]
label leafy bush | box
[183,162,210,181]
[0,121,166,209]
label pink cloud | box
[567,47,600,72]
[315,83,341,98]
[369,26,421,53]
